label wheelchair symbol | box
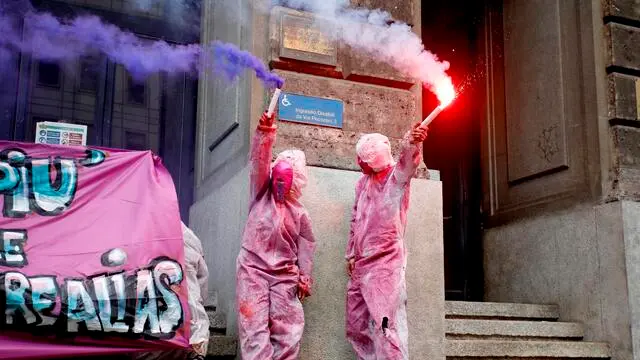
[281,95,291,107]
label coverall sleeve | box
[393,130,423,186]
[297,211,316,290]
[197,254,209,306]
[249,126,276,202]
[345,177,363,261]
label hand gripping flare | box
[266,88,282,118]
[420,78,456,129]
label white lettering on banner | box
[1,258,184,337]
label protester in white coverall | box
[236,111,316,360]
[182,222,211,357]
[345,123,428,360]
[133,222,210,360]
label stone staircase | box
[206,306,237,359]
[204,300,612,359]
[445,301,611,359]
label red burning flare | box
[419,78,457,129]
[435,78,456,107]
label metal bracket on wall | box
[208,122,239,152]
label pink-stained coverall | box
[236,122,316,360]
[346,130,422,360]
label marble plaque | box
[279,13,337,66]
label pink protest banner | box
[0,141,190,359]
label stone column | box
[190,0,256,336]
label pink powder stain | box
[239,300,254,318]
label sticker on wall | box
[277,93,344,129]
[35,121,88,146]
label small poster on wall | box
[35,121,88,146]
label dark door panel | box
[422,0,484,301]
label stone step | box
[206,335,237,358]
[446,319,584,340]
[446,340,610,359]
[207,309,227,334]
[446,301,559,321]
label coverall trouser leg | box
[269,279,304,360]
[346,273,408,360]
[237,261,305,360]
[346,278,375,360]
[237,264,272,360]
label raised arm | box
[393,123,428,186]
[249,112,277,202]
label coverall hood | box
[356,133,395,173]
[272,149,307,200]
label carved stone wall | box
[268,6,426,175]
[604,0,640,200]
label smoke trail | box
[0,3,282,88]
[212,42,284,88]
[271,0,452,97]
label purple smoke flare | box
[0,5,283,88]
[211,42,284,89]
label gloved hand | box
[191,342,207,357]
[346,258,355,277]
[258,111,276,130]
[297,275,312,301]
[410,122,428,144]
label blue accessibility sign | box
[277,93,344,129]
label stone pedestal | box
[299,167,444,360]
[191,165,444,359]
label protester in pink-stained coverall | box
[345,123,428,360]
[236,111,316,360]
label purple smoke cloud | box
[0,5,283,88]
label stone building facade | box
[2,0,640,359]
[191,0,640,359]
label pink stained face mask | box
[271,161,294,202]
[357,156,374,175]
